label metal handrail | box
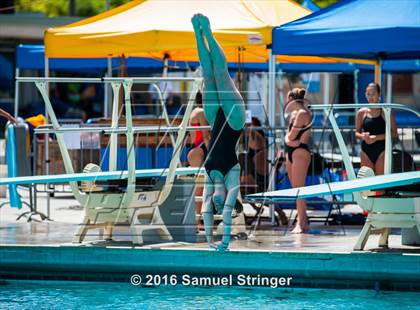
[16,77,201,84]
[34,125,211,134]
[309,103,420,117]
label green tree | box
[15,0,340,17]
[15,0,339,17]
[15,0,131,17]
[312,0,339,9]
[16,0,67,17]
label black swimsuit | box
[199,142,208,157]
[247,147,264,160]
[361,114,386,164]
[205,108,242,177]
[285,122,311,163]
[248,147,268,191]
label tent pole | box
[278,68,285,133]
[44,56,51,218]
[386,73,392,103]
[109,82,121,171]
[374,59,382,87]
[323,73,330,104]
[268,49,276,224]
[268,50,276,176]
[104,57,112,117]
[376,58,391,175]
[14,68,20,118]
[353,69,359,104]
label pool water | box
[1,280,419,309]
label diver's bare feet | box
[191,14,201,31]
[209,241,229,252]
[197,14,211,33]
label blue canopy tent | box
[382,60,420,73]
[14,45,275,116]
[17,44,251,73]
[272,0,420,125]
[272,0,420,61]
[16,44,277,74]
[272,0,420,102]
[17,44,165,74]
[270,0,420,154]
[0,54,13,89]
[277,60,420,74]
[15,43,419,123]
[277,60,420,126]
[15,44,171,117]
[18,44,420,76]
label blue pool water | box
[1,280,419,309]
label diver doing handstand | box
[191,13,245,251]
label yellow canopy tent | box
[43,0,374,127]
[45,0,338,64]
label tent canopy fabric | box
[14,44,273,73]
[0,54,13,89]
[15,44,274,73]
[18,44,418,74]
[382,59,420,72]
[301,0,320,12]
[45,0,313,62]
[278,60,420,73]
[16,44,164,73]
[272,0,420,60]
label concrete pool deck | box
[1,193,420,291]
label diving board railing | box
[34,125,211,134]
[16,76,203,244]
[149,82,176,147]
[31,123,212,201]
[17,76,202,176]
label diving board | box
[247,170,420,251]
[0,167,203,186]
[246,171,420,202]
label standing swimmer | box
[284,89,312,233]
[191,14,245,251]
[356,83,397,175]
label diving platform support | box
[29,77,203,245]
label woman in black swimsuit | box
[192,14,245,251]
[284,88,312,234]
[356,83,397,175]
[240,117,268,194]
